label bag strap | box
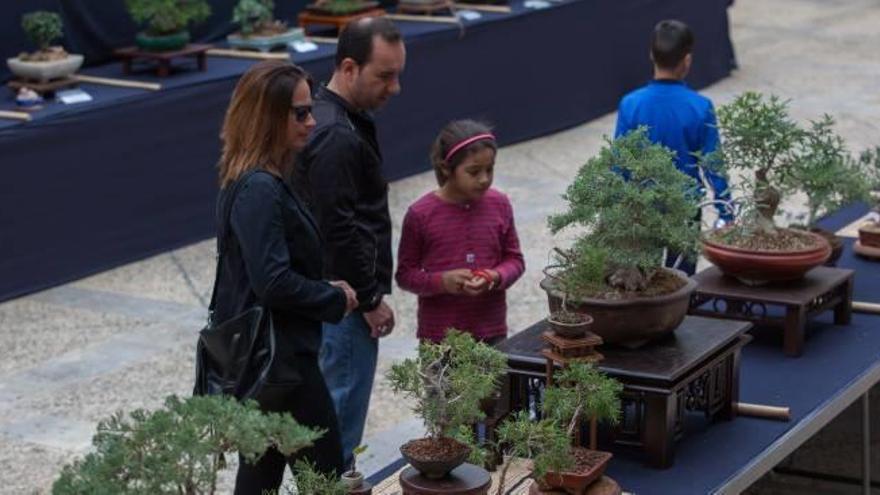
[206,170,259,317]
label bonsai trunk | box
[606,266,651,292]
[754,170,780,234]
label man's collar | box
[318,85,371,119]
[651,78,686,85]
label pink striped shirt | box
[395,189,525,342]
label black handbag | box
[194,172,275,400]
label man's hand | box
[441,269,474,295]
[364,300,395,338]
[329,280,359,315]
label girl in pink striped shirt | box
[395,120,525,343]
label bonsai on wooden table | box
[228,0,305,52]
[495,362,623,495]
[387,330,507,479]
[125,0,211,52]
[541,128,701,347]
[7,10,84,87]
[855,146,880,258]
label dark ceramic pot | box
[702,229,831,285]
[400,437,470,479]
[540,268,696,347]
[135,30,189,52]
[547,313,594,339]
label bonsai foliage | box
[495,363,622,486]
[347,444,368,475]
[52,395,322,495]
[232,0,275,36]
[782,115,870,228]
[548,127,700,293]
[387,330,507,440]
[126,0,211,35]
[287,460,347,495]
[22,11,63,51]
[857,146,880,220]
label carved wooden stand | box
[8,77,78,96]
[298,8,387,35]
[397,0,455,15]
[528,476,621,495]
[689,266,853,357]
[399,464,490,494]
[114,44,211,77]
[497,316,752,468]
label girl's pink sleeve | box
[493,198,525,290]
[395,208,445,296]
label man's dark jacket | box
[297,86,392,311]
[214,171,347,384]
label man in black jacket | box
[297,17,405,469]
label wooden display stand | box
[498,316,752,468]
[114,44,211,77]
[399,464,491,495]
[397,0,454,15]
[8,77,78,96]
[298,8,387,35]
[528,476,621,495]
[541,330,604,384]
[689,266,853,357]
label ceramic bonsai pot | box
[7,54,83,82]
[547,312,594,339]
[341,470,364,490]
[135,30,190,51]
[701,230,831,285]
[810,227,844,266]
[400,437,470,479]
[540,268,696,347]
[859,223,880,248]
[539,448,612,494]
[227,27,305,52]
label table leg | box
[121,58,132,75]
[644,393,676,468]
[721,348,742,421]
[835,276,853,325]
[197,52,207,72]
[158,60,170,78]
[783,305,807,357]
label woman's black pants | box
[234,358,344,494]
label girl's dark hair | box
[430,119,497,186]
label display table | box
[114,44,212,77]
[689,266,854,356]
[497,316,752,468]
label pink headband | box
[444,133,496,162]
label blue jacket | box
[615,79,732,219]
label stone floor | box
[2,0,880,493]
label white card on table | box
[290,40,319,53]
[56,89,92,104]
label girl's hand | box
[463,269,499,296]
[441,269,474,294]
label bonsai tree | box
[19,11,65,61]
[340,444,368,489]
[495,363,622,494]
[287,460,348,495]
[548,127,701,295]
[125,0,211,37]
[780,114,870,230]
[387,330,507,474]
[857,146,880,219]
[232,0,289,37]
[52,395,322,495]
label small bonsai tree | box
[233,0,288,37]
[52,395,323,495]
[387,330,507,464]
[287,460,348,495]
[495,363,622,493]
[781,115,871,230]
[548,127,701,295]
[126,0,211,36]
[18,11,69,62]
[857,146,880,221]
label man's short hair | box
[651,20,694,70]
[335,17,402,67]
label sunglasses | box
[290,104,312,123]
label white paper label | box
[56,89,92,104]
[457,10,482,20]
[524,0,551,8]
[290,40,319,53]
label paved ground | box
[2,0,879,493]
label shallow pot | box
[400,437,470,479]
[227,27,305,52]
[859,223,880,248]
[341,471,364,490]
[540,268,695,347]
[547,313,594,339]
[7,54,83,82]
[539,448,612,493]
[810,227,844,266]
[135,31,189,51]
[701,229,831,285]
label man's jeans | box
[320,312,378,469]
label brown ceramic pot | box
[540,268,695,347]
[547,312,594,339]
[400,437,470,479]
[859,223,880,248]
[810,227,844,266]
[539,448,612,494]
[701,229,831,285]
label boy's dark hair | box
[430,119,497,186]
[335,17,402,67]
[651,20,694,70]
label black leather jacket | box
[297,86,393,311]
[213,171,346,383]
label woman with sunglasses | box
[213,60,359,493]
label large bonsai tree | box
[548,127,701,294]
[387,330,507,461]
[125,0,211,36]
[52,395,322,495]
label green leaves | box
[289,460,347,495]
[548,128,701,292]
[22,11,63,50]
[52,395,322,495]
[125,0,211,35]
[387,330,507,439]
[232,0,274,36]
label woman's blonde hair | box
[218,60,312,187]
